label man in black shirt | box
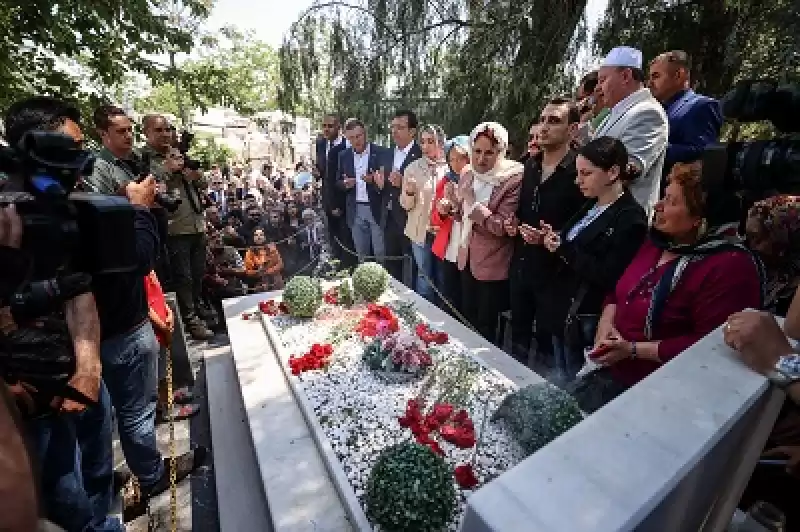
[505,98,585,366]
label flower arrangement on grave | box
[242,299,288,319]
[323,279,355,306]
[362,330,433,376]
[365,442,457,532]
[288,343,334,375]
[491,383,583,457]
[398,399,477,457]
[355,303,399,338]
[282,276,323,317]
[415,322,449,346]
[351,261,388,302]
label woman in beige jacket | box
[399,124,448,302]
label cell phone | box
[589,345,613,359]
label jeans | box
[552,315,599,385]
[101,320,164,489]
[27,382,124,532]
[351,203,385,261]
[167,233,206,323]
[411,236,436,302]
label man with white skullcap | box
[595,46,668,218]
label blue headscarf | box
[443,135,469,183]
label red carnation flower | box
[432,403,454,422]
[278,302,289,313]
[427,440,444,456]
[453,409,469,424]
[242,312,251,320]
[454,464,479,489]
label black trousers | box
[509,262,552,363]
[436,257,462,318]
[383,217,412,287]
[167,233,206,323]
[460,267,509,346]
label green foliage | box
[337,279,355,306]
[279,0,588,142]
[594,0,799,99]
[189,136,236,168]
[136,30,279,120]
[351,262,389,302]
[0,0,212,112]
[491,383,583,457]
[282,276,323,317]
[365,443,457,532]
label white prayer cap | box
[602,46,643,69]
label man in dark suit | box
[648,50,723,177]
[337,118,392,261]
[383,109,422,283]
[316,114,356,267]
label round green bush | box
[365,443,456,532]
[352,262,389,302]
[491,383,583,457]
[282,276,322,317]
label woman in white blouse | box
[399,125,449,302]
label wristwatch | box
[767,354,800,389]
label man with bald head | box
[648,50,722,176]
[140,115,213,340]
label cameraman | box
[1,97,118,531]
[140,115,213,340]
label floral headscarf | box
[747,195,800,313]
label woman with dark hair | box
[569,161,765,412]
[745,195,800,316]
[539,137,647,384]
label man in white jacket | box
[595,46,669,218]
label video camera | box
[138,150,181,213]
[703,80,800,196]
[0,131,138,280]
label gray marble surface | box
[461,324,783,532]
[218,292,352,532]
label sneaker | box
[142,446,209,499]
[187,319,213,340]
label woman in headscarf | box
[745,195,800,316]
[436,122,524,342]
[399,124,449,303]
[430,135,470,314]
[569,161,764,413]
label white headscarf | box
[468,122,524,186]
[460,122,524,246]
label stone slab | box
[460,324,785,532]
[218,292,350,532]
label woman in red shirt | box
[570,162,765,412]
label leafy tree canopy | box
[279,0,589,143]
[136,29,280,121]
[0,0,213,112]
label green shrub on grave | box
[351,261,388,302]
[491,383,583,457]
[282,276,323,317]
[365,443,456,532]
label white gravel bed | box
[267,294,526,531]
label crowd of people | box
[0,42,799,532]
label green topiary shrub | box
[282,276,323,317]
[365,443,456,532]
[352,262,388,302]
[491,383,583,457]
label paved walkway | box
[120,336,224,532]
